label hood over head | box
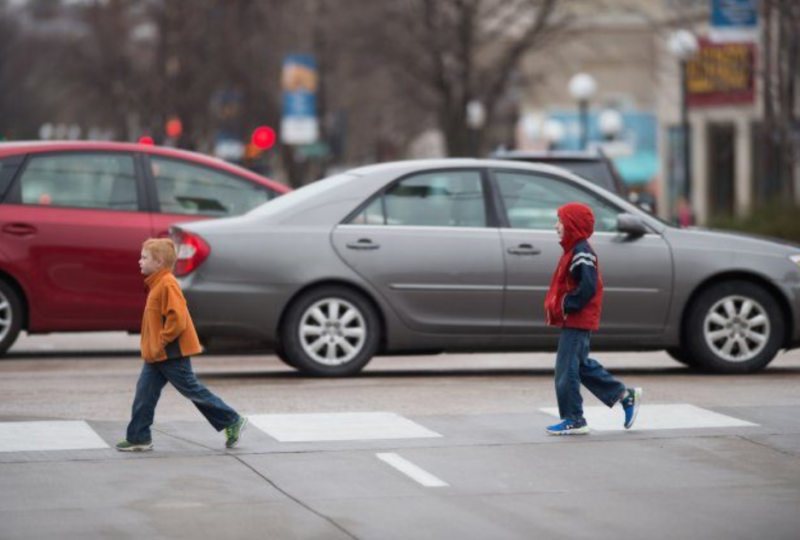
[558,202,595,250]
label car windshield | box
[247,173,359,217]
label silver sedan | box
[172,159,800,376]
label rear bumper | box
[180,277,293,343]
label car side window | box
[18,153,138,210]
[350,170,486,227]
[0,157,23,202]
[495,171,620,232]
[150,157,275,217]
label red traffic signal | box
[138,136,155,146]
[251,126,276,150]
[166,117,183,138]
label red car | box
[0,141,289,355]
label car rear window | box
[248,173,358,217]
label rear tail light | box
[172,229,210,277]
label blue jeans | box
[554,328,626,423]
[126,357,240,444]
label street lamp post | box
[668,30,699,205]
[598,109,623,142]
[568,73,597,150]
[543,119,565,151]
[466,100,486,156]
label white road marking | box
[376,452,448,488]
[0,421,109,452]
[540,404,758,431]
[249,412,442,442]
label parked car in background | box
[494,149,637,199]
[0,141,290,356]
[495,149,662,214]
[172,158,800,376]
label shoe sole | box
[546,427,590,436]
[226,417,248,449]
[116,443,153,452]
[624,387,643,429]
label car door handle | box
[507,244,541,256]
[2,223,38,236]
[346,239,380,250]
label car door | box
[0,151,150,330]
[492,169,673,343]
[332,169,505,334]
[145,155,278,237]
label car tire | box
[280,286,380,377]
[0,280,23,357]
[684,281,784,374]
[665,347,699,368]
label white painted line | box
[249,412,442,442]
[376,453,448,488]
[0,421,109,452]
[540,404,758,432]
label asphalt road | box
[2,332,799,539]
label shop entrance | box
[707,123,736,217]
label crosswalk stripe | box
[0,405,759,453]
[376,452,448,487]
[248,412,442,442]
[0,421,109,452]
[539,404,758,431]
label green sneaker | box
[225,416,248,448]
[116,439,153,452]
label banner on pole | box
[280,54,319,145]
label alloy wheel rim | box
[703,295,770,363]
[0,290,10,343]
[298,298,366,366]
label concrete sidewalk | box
[2,405,799,540]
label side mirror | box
[617,213,648,237]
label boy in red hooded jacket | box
[544,203,642,435]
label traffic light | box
[166,117,183,139]
[244,143,264,160]
[251,126,276,150]
[138,136,155,145]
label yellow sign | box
[686,41,754,105]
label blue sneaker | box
[546,419,590,436]
[621,387,643,429]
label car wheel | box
[685,281,784,374]
[665,347,699,368]
[281,286,380,376]
[0,280,23,357]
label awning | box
[612,150,658,185]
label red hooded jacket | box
[544,203,603,331]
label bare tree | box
[760,0,799,201]
[0,6,31,139]
[0,2,87,139]
[5,0,574,184]
[358,0,568,156]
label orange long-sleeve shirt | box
[141,268,203,362]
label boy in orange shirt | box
[116,238,247,451]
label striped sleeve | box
[563,245,598,314]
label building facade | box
[516,0,793,224]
